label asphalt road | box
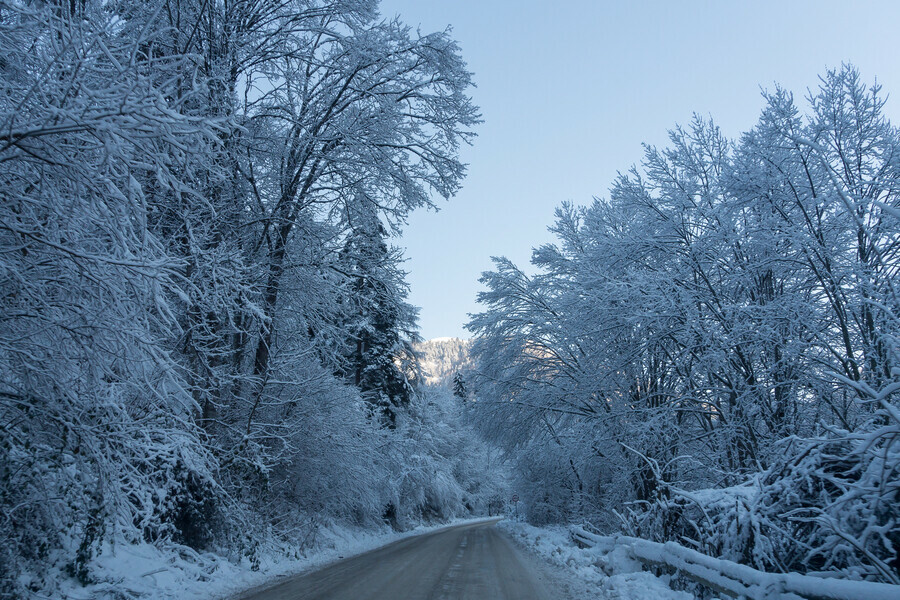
[238,519,557,600]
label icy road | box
[238,519,557,600]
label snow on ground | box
[499,520,695,600]
[52,518,498,600]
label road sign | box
[512,494,518,502]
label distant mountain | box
[415,337,473,387]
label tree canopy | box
[469,66,900,582]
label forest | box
[469,65,900,585]
[2,0,899,597]
[0,1,502,597]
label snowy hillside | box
[415,337,474,386]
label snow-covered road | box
[237,519,558,600]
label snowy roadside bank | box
[53,517,498,600]
[499,521,694,600]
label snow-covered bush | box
[758,419,899,581]
[624,404,899,584]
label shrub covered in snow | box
[623,399,900,583]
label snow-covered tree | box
[469,65,900,581]
[0,1,482,595]
[334,207,420,424]
[0,0,222,591]
[452,372,469,400]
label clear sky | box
[379,0,900,341]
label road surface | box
[238,519,558,600]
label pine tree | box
[335,208,419,425]
[452,371,468,400]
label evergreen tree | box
[453,371,469,400]
[336,208,419,425]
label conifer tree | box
[453,371,469,400]
[335,208,419,425]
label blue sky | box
[379,0,900,340]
